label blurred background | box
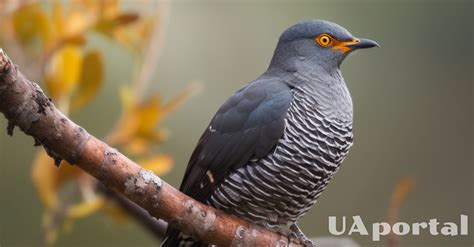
[0,0,472,247]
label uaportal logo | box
[328,215,469,241]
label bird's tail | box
[160,227,180,247]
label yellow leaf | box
[387,176,416,226]
[95,13,139,36]
[12,3,52,46]
[64,9,91,38]
[32,151,60,209]
[106,110,140,147]
[66,197,105,219]
[119,84,135,110]
[107,93,162,148]
[31,150,80,209]
[112,18,154,52]
[124,138,151,155]
[32,149,87,246]
[161,82,202,118]
[107,86,192,150]
[71,49,104,111]
[138,154,173,175]
[92,0,138,36]
[66,182,130,226]
[45,45,83,101]
[136,95,161,135]
[122,132,168,156]
[102,0,120,19]
[61,35,87,46]
[51,0,65,36]
[390,176,415,208]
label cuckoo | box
[162,19,378,246]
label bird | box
[162,19,378,246]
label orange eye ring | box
[316,34,333,47]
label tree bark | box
[0,49,298,247]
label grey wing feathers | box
[179,79,293,202]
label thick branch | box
[0,49,297,247]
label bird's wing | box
[179,79,292,202]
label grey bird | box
[162,19,378,246]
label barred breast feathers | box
[206,76,354,233]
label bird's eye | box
[316,34,333,47]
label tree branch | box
[0,48,299,247]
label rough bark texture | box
[0,49,299,247]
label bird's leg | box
[287,224,316,247]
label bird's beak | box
[332,38,379,53]
[345,38,380,50]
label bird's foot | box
[287,224,316,247]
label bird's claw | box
[287,224,316,247]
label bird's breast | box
[277,85,353,179]
[292,70,353,122]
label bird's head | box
[269,20,379,73]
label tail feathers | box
[161,227,180,247]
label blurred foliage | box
[387,176,416,247]
[0,0,193,245]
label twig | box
[133,0,171,99]
[0,49,298,247]
[98,184,168,238]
